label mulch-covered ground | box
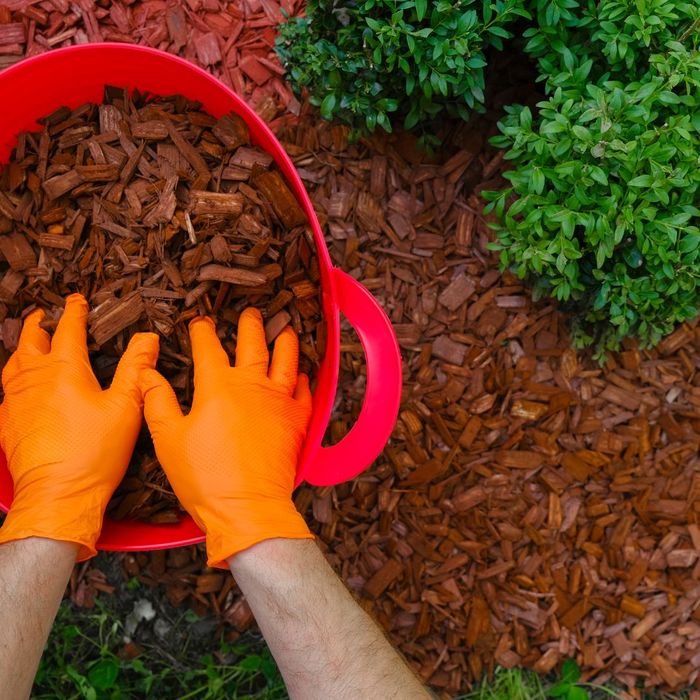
[3,3,700,699]
[0,0,300,119]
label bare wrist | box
[227,537,318,577]
[0,536,79,560]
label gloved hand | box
[0,294,159,560]
[139,308,313,568]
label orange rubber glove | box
[139,308,313,568]
[0,294,159,560]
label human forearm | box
[140,314,425,695]
[0,298,161,698]
[229,539,430,700]
[0,538,77,699]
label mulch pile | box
[2,3,700,698]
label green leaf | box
[589,167,608,185]
[561,658,581,684]
[376,111,392,132]
[679,234,700,254]
[457,11,476,34]
[488,25,511,39]
[659,91,680,104]
[404,109,419,130]
[547,681,571,698]
[520,107,532,129]
[629,175,653,187]
[541,120,566,135]
[415,0,427,21]
[320,94,336,120]
[261,656,279,683]
[532,169,545,195]
[66,666,97,700]
[406,74,415,95]
[240,655,263,671]
[88,658,119,691]
[184,609,200,623]
[562,212,576,238]
[567,687,589,700]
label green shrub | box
[524,0,700,90]
[276,0,529,138]
[485,2,700,358]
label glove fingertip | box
[65,292,88,305]
[188,315,215,332]
[294,372,313,409]
[139,368,183,425]
[25,307,45,322]
[240,307,262,322]
[127,332,160,368]
[61,293,89,322]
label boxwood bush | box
[276,0,529,138]
[524,0,699,88]
[485,1,700,358]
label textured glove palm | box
[139,308,313,568]
[0,294,159,560]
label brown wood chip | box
[251,169,306,227]
[190,190,244,216]
[0,233,37,271]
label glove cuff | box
[202,500,313,569]
[0,492,105,561]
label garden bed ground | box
[2,2,700,699]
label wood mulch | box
[0,0,300,122]
[0,87,322,522]
[272,112,700,697]
[2,3,700,698]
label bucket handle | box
[298,268,402,486]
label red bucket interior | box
[0,44,340,550]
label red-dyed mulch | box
[3,3,700,699]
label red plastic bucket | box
[0,44,402,552]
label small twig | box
[679,16,700,44]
